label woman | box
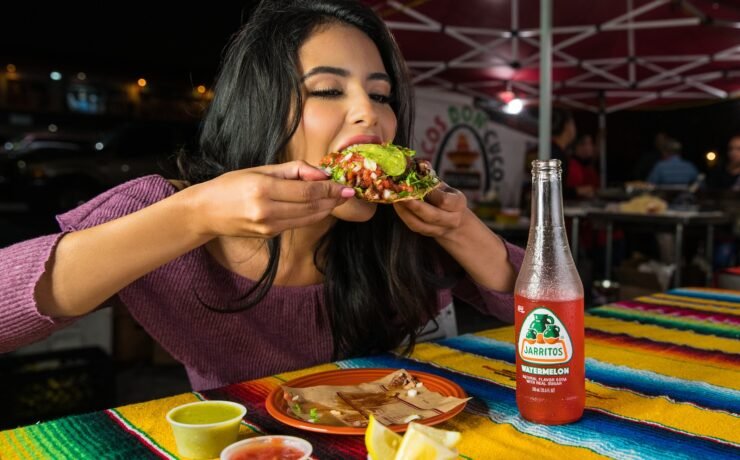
[0,0,522,391]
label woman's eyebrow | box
[301,66,348,81]
[368,72,391,83]
[301,66,391,83]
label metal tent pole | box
[538,0,552,160]
[599,92,607,189]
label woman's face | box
[286,23,398,222]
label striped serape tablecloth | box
[1,287,738,459]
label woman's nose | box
[347,92,379,127]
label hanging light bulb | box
[503,98,524,115]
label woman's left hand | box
[393,183,468,241]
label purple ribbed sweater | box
[0,175,523,390]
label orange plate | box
[264,368,467,435]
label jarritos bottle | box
[514,159,584,424]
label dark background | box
[2,2,738,183]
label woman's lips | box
[336,134,382,152]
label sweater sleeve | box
[450,240,524,324]
[0,175,174,353]
[0,234,75,352]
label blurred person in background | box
[566,133,599,200]
[708,133,740,191]
[550,108,576,183]
[708,133,740,269]
[647,138,699,186]
[633,131,668,181]
[566,133,624,290]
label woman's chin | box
[332,198,377,222]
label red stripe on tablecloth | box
[586,328,740,367]
[615,300,740,325]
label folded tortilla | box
[282,369,469,427]
[319,143,441,203]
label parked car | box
[0,121,198,212]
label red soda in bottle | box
[514,159,585,424]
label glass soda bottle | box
[514,159,585,424]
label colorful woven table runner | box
[2,288,738,459]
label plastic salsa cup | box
[220,435,312,460]
[166,400,247,459]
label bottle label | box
[517,307,572,365]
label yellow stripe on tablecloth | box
[650,292,740,309]
[409,342,740,445]
[476,326,515,343]
[587,338,740,389]
[442,410,607,460]
[113,392,260,457]
[113,392,199,457]
[635,294,740,315]
[478,325,739,388]
[479,320,740,356]
[583,316,740,355]
[0,424,48,460]
[273,362,340,382]
[679,288,740,300]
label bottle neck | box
[516,160,583,301]
[531,169,565,228]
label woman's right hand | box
[187,160,355,239]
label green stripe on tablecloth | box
[47,417,85,459]
[23,423,59,459]
[589,305,740,339]
[12,411,157,459]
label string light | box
[50,71,62,81]
[6,64,16,73]
[137,78,147,87]
[77,72,87,81]
[706,151,717,161]
[503,98,524,115]
[196,85,206,94]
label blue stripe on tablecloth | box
[668,289,740,304]
[438,334,740,414]
[337,354,738,459]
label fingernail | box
[340,188,356,198]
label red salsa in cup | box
[228,437,306,460]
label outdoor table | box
[564,207,730,287]
[2,288,738,459]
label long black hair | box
[177,0,454,360]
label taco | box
[319,143,441,203]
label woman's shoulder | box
[56,174,179,231]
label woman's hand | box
[188,160,355,239]
[393,183,468,241]
[395,183,516,292]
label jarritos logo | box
[518,307,572,365]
